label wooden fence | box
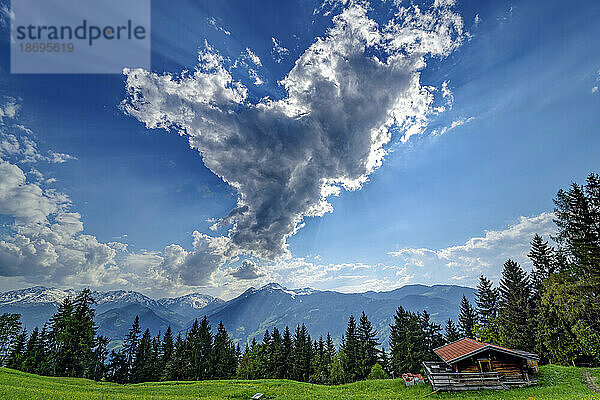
[422,362,531,391]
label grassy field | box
[0,366,599,399]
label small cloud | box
[47,151,76,163]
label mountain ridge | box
[0,283,476,346]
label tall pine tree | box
[458,295,477,338]
[444,319,460,343]
[357,312,379,379]
[498,259,532,350]
[389,307,426,376]
[340,316,360,382]
[475,275,498,325]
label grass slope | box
[0,366,599,399]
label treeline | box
[236,309,444,383]
[446,173,600,366]
[106,316,238,383]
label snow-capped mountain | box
[158,293,224,320]
[0,286,76,306]
[0,286,223,339]
[246,283,318,299]
[94,290,163,311]
[159,293,221,309]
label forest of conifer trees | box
[0,173,599,383]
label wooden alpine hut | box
[423,337,539,391]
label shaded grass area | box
[0,366,599,399]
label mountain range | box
[0,283,476,346]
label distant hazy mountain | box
[0,283,475,346]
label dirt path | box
[583,369,600,393]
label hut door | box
[478,360,492,373]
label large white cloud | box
[0,102,124,287]
[122,1,464,272]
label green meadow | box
[1,365,599,399]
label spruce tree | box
[554,176,600,279]
[325,333,335,366]
[185,318,212,380]
[131,329,153,383]
[475,275,498,325]
[547,173,600,362]
[211,321,237,379]
[72,289,97,378]
[292,324,312,382]
[422,310,444,357]
[91,335,110,381]
[528,234,556,294]
[6,329,26,370]
[20,328,40,373]
[498,259,532,350]
[357,312,379,380]
[389,307,426,376]
[276,326,293,379]
[107,350,128,383]
[164,333,186,381]
[340,316,360,382]
[458,295,477,338]
[261,329,272,376]
[197,317,213,379]
[184,319,200,380]
[122,316,141,381]
[444,319,460,343]
[0,313,22,366]
[378,348,391,377]
[270,327,282,377]
[160,325,174,379]
[47,297,74,376]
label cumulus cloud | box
[122,0,464,276]
[229,259,265,280]
[0,158,122,283]
[389,212,556,284]
[0,100,125,288]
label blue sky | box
[0,0,599,299]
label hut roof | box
[433,338,539,365]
